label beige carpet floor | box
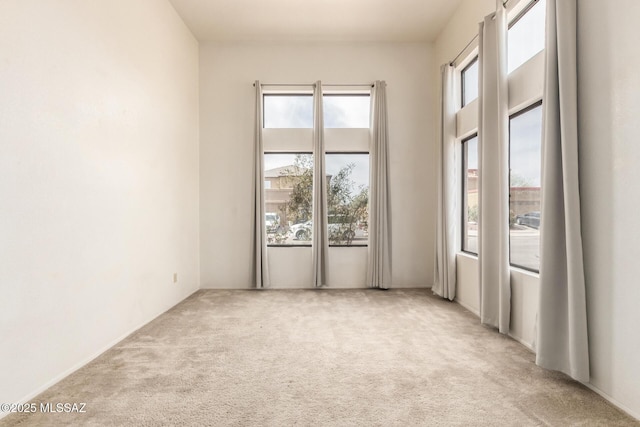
[2,289,638,426]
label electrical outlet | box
[173,273,178,283]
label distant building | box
[466,168,541,221]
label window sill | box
[509,265,540,278]
[457,251,478,260]
[267,244,368,248]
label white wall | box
[434,0,494,68]
[200,42,435,289]
[578,0,640,418]
[0,0,200,409]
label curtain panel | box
[312,81,329,287]
[477,7,511,333]
[367,81,392,289]
[434,65,458,301]
[536,0,590,382]
[253,80,270,288]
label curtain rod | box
[253,82,374,88]
[448,0,516,66]
[449,35,479,66]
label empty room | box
[1,0,639,425]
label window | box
[323,95,370,128]
[461,57,479,107]
[264,153,313,246]
[263,90,370,248]
[326,153,369,246]
[461,134,479,254]
[509,102,542,271]
[508,0,546,73]
[263,94,313,128]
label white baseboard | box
[454,297,480,317]
[454,298,535,351]
[0,289,199,421]
[584,382,640,422]
[508,333,535,353]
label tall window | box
[508,0,546,73]
[461,57,479,107]
[509,102,542,271]
[461,134,479,254]
[263,91,370,247]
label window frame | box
[507,99,543,273]
[262,88,371,249]
[461,133,479,255]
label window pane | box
[264,153,313,245]
[508,0,546,73]
[323,95,370,128]
[462,135,478,253]
[263,95,313,128]
[462,58,479,107]
[326,154,369,246]
[509,104,542,271]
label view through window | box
[264,153,313,245]
[462,135,478,254]
[326,154,369,246]
[461,57,479,107]
[323,95,370,128]
[263,95,313,128]
[508,0,546,73]
[509,103,542,271]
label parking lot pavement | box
[465,227,540,271]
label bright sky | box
[508,0,546,73]
[264,95,370,128]
[510,104,542,187]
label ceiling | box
[168,0,463,43]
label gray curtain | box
[434,65,458,300]
[478,7,510,333]
[536,0,590,382]
[312,81,329,287]
[367,81,392,289]
[253,80,269,288]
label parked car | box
[290,221,312,240]
[265,213,280,233]
[515,211,540,229]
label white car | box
[290,221,312,240]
